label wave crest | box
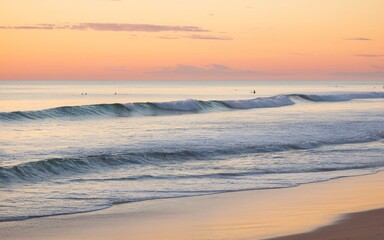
[1,92,383,121]
[1,131,383,184]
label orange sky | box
[0,0,383,80]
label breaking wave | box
[1,130,383,184]
[1,92,383,121]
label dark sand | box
[269,208,384,240]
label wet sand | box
[1,172,384,240]
[269,208,384,240]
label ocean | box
[0,80,383,222]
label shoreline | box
[0,173,377,224]
[2,171,384,240]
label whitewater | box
[0,80,383,222]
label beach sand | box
[1,172,384,240]
[270,208,384,240]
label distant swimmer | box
[115,92,117,95]
[253,90,256,94]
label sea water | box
[0,80,383,221]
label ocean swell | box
[291,92,384,102]
[1,131,383,184]
[1,92,383,121]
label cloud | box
[332,71,384,78]
[157,36,181,40]
[0,23,208,32]
[354,54,384,58]
[371,65,384,70]
[1,23,232,40]
[371,65,384,69]
[150,64,261,80]
[107,66,129,72]
[186,34,232,40]
[344,37,372,41]
[3,24,56,30]
[157,34,232,41]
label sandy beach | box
[270,208,384,240]
[1,171,383,240]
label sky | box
[0,0,383,80]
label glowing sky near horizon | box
[0,0,383,80]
